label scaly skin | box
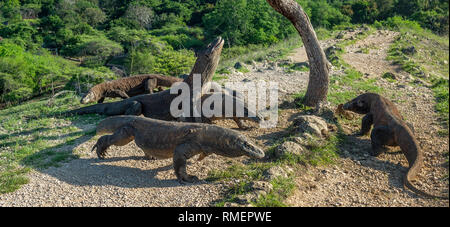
[92,116,265,184]
[81,74,182,104]
[343,93,448,199]
[68,37,262,129]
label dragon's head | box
[342,93,376,114]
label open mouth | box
[208,37,224,53]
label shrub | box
[127,45,195,77]
[61,35,124,67]
[64,67,117,94]
[0,39,116,104]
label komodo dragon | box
[80,74,182,104]
[342,93,448,199]
[92,115,265,184]
[68,37,262,129]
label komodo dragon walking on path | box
[92,115,265,184]
[67,37,262,129]
[80,74,183,104]
[343,93,448,199]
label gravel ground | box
[0,139,234,206]
[286,29,449,207]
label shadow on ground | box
[332,119,421,198]
[37,155,208,188]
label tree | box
[266,0,329,107]
[124,4,155,29]
[375,0,395,19]
[351,0,378,24]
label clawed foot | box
[238,125,251,130]
[352,131,369,137]
[369,147,387,157]
[177,175,199,184]
[92,143,108,160]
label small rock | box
[382,72,396,80]
[336,32,344,39]
[234,62,244,69]
[274,141,305,158]
[401,46,416,55]
[292,115,329,138]
[250,181,273,193]
[223,202,241,207]
[264,166,289,181]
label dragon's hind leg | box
[92,125,135,159]
[370,125,396,157]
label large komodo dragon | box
[92,115,265,184]
[80,74,183,104]
[68,37,262,129]
[343,93,448,199]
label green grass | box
[385,22,449,132]
[327,26,374,69]
[0,92,104,193]
[280,62,310,73]
[208,129,344,207]
[431,78,449,130]
[217,28,336,75]
[327,69,383,105]
[212,74,229,82]
[253,176,296,207]
[207,161,280,207]
[218,36,302,72]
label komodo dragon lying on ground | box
[343,93,448,199]
[68,37,262,129]
[92,115,265,184]
[81,74,183,104]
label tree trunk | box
[266,0,330,107]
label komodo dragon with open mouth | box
[343,93,448,199]
[80,74,183,104]
[67,37,262,129]
[92,115,265,184]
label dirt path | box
[0,29,447,207]
[0,140,232,206]
[286,30,448,207]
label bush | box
[149,25,204,49]
[306,0,351,28]
[127,43,195,76]
[0,39,116,104]
[382,16,424,32]
[64,67,117,94]
[411,10,449,35]
[0,20,41,50]
[61,35,124,67]
[203,0,295,46]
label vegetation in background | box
[1,0,447,105]
[0,0,448,202]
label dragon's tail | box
[404,172,448,200]
[65,103,109,116]
[397,123,448,200]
